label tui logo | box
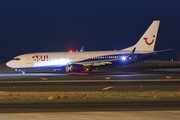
[144,35,155,45]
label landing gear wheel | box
[87,69,92,74]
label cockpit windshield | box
[12,57,21,60]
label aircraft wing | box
[74,59,120,66]
[74,48,136,66]
[77,61,112,66]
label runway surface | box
[1,98,180,113]
[0,69,180,115]
[0,69,180,92]
[1,81,180,92]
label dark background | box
[0,0,179,63]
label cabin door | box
[26,56,31,64]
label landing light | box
[122,56,126,61]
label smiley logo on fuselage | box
[144,35,155,45]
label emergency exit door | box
[133,54,137,61]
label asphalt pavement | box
[1,98,180,113]
[0,68,180,115]
[0,69,180,92]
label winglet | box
[80,46,84,52]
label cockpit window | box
[12,57,20,60]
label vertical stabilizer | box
[123,20,160,52]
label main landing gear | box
[15,69,25,75]
[86,67,92,74]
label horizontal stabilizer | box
[145,49,172,54]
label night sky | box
[0,0,180,63]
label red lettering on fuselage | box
[35,55,48,61]
[40,55,45,61]
[34,55,39,61]
[46,55,48,61]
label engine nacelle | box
[65,64,84,72]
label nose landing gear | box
[21,70,25,75]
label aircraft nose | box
[6,61,13,68]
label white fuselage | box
[7,50,138,69]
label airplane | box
[6,20,171,74]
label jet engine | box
[65,64,84,72]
